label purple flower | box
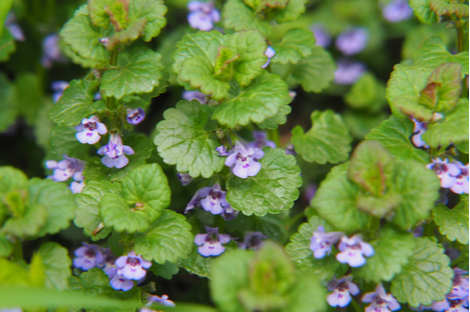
[225,141,264,179]
[5,13,25,42]
[147,294,176,308]
[103,251,119,277]
[327,275,360,307]
[334,59,366,85]
[73,243,105,271]
[410,117,430,148]
[246,131,276,150]
[285,143,296,155]
[51,81,69,103]
[305,183,317,202]
[194,226,231,257]
[310,226,344,259]
[184,189,203,214]
[450,162,469,194]
[177,172,194,186]
[449,268,469,300]
[70,181,85,194]
[335,27,369,55]
[199,182,229,215]
[0,308,22,312]
[126,108,145,125]
[382,0,413,23]
[221,204,239,220]
[336,234,374,267]
[426,158,461,189]
[97,134,135,169]
[45,155,85,182]
[183,90,207,104]
[41,34,67,68]
[109,273,134,291]
[362,284,400,312]
[216,145,230,156]
[115,251,152,280]
[187,1,220,31]
[262,46,275,68]
[311,24,332,48]
[75,116,108,145]
[238,231,267,251]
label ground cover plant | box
[0,0,468,311]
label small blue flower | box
[103,251,118,277]
[51,81,69,103]
[311,24,332,48]
[187,1,220,31]
[310,226,344,259]
[97,134,134,169]
[109,273,134,291]
[41,34,67,68]
[194,226,231,257]
[221,204,239,220]
[5,13,25,42]
[238,231,267,251]
[449,162,469,195]
[382,0,413,23]
[247,131,276,150]
[426,158,461,189]
[335,27,369,55]
[362,284,400,312]
[75,116,108,145]
[70,181,85,194]
[216,145,230,156]
[183,90,207,104]
[334,59,366,85]
[45,155,85,182]
[115,251,152,280]
[225,141,264,179]
[410,117,430,148]
[73,243,105,271]
[327,275,360,307]
[126,108,145,125]
[147,294,176,308]
[262,46,275,68]
[177,172,194,186]
[336,234,374,267]
[199,182,229,215]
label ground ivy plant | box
[0,0,468,311]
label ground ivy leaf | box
[0,166,29,195]
[285,216,344,281]
[38,242,71,291]
[255,104,291,130]
[88,0,113,28]
[272,0,306,23]
[226,148,302,216]
[345,73,387,113]
[149,261,179,280]
[422,98,469,148]
[391,160,440,230]
[223,0,272,37]
[272,28,316,65]
[99,193,150,233]
[74,180,121,240]
[430,0,469,18]
[426,63,462,112]
[292,110,352,164]
[391,237,453,307]
[366,116,430,163]
[225,30,267,86]
[353,226,415,283]
[128,0,167,42]
[0,235,12,258]
[311,164,369,232]
[433,195,469,244]
[134,210,193,264]
[107,18,147,50]
[213,72,291,128]
[60,11,109,63]
[49,80,100,126]
[120,163,171,223]
[2,204,47,238]
[225,213,287,242]
[172,31,225,76]
[28,178,76,236]
[288,47,335,93]
[178,246,212,278]
[410,0,438,24]
[155,100,224,178]
[101,48,166,100]
[413,37,469,75]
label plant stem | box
[423,220,435,237]
[287,211,305,229]
[12,240,23,261]
[269,128,281,148]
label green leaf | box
[149,261,179,280]
[178,56,230,100]
[225,30,267,86]
[61,12,110,63]
[49,80,100,126]
[386,64,434,121]
[0,73,17,131]
[106,0,130,31]
[272,28,315,65]
[365,116,431,164]
[2,204,47,238]
[226,148,302,216]
[255,104,291,129]
[0,166,28,195]
[311,163,369,233]
[74,180,121,240]
[178,246,212,278]
[49,125,91,159]
[134,210,193,264]
[0,235,12,257]
[345,73,386,112]
[128,0,167,42]
[213,46,240,82]
[287,47,336,93]
[292,110,352,164]
[413,37,469,75]
[13,73,45,126]
[38,242,71,290]
[225,213,287,242]
[353,226,415,283]
[391,160,440,230]
[272,0,306,23]
[433,195,469,244]
[391,237,453,307]
[0,30,15,62]
[155,100,224,178]
[172,31,225,77]
[424,63,462,112]
[223,0,272,37]
[28,178,76,236]
[285,216,344,281]
[430,0,469,18]
[213,72,291,128]
[107,18,147,50]
[88,0,113,28]
[343,110,388,140]
[409,0,438,24]
[421,98,469,148]
[101,48,166,100]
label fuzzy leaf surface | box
[128,0,167,41]
[433,195,469,244]
[38,242,71,290]
[222,0,272,37]
[272,28,316,65]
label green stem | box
[351,298,363,312]
[287,212,305,229]
[423,220,435,237]
[269,128,281,148]
[457,21,469,53]
[12,240,23,261]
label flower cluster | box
[194,226,231,257]
[426,158,469,194]
[310,226,374,267]
[45,155,86,193]
[187,1,220,31]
